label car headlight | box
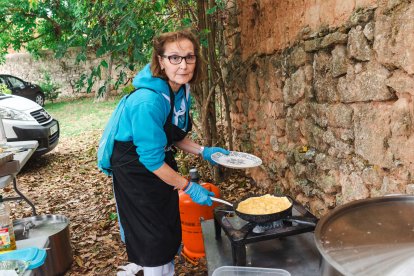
[0,107,33,121]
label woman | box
[111,30,229,275]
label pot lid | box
[315,195,414,276]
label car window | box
[7,76,24,89]
[0,77,5,96]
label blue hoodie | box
[115,64,191,172]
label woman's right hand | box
[185,182,215,206]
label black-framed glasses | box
[162,55,197,65]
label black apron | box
[111,85,191,266]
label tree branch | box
[201,75,222,129]
[0,22,13,34]
[17,32,47,44]
[7,9,62,37]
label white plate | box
[211,151,262,169]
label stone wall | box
[238,0,377,59]
[224,0,414,217]
[0,48,128,97]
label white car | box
[0,93,59,156]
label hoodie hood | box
[132,63,191,131]
[132,64,170,99]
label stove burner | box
[213,196,318,266]
[252,220,284,234]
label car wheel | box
[35,93,45,106]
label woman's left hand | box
[185,182,215,206]
[202,147,230,165]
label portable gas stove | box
[212,196,318,266]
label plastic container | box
[179,168,221,260]
[0,195,16,252]
[0,247,47,270]
[212,266,291,276]
[0,260,28,275]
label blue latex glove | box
[185,182,215,206]
[202,146,230,165]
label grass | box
[44,96,122,137]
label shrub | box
[0,84,11,95]
[39,71,60,103]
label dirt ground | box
[4,130,269,275]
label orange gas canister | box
[179,168,220,260]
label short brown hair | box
[151,29,204,84]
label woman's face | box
[158,38,196,91]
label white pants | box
[144,262,174,276]
[117,262,174,276]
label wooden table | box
[0,141,39,216]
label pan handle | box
[210,197,233,207]
[284,216,317,227]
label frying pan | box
[211,194,317,226]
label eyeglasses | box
[162,55,197,65]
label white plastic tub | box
[212,266,291,276]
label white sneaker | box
[117,263,143,276]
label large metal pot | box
[315,195,414,276]
[13,214,73,276]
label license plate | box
[49,124,58,136]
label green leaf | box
[181,17,192,27]
[215,0,226,9]
[98,85,106,97]
[126,18,137,29]
[96,46,107,57]
[96,66,102,79]
[0,84,11,94]
[201,28,211,35]
[128,63,135,71]
[102,36,107,48]
[206,6,217,15]
[100,60,108,68]
[109,212,118,221]
[133,48,143,62]
[114,43,128,52]
[76,52,87,63]
[200,38,209,48]
[86,83,93,94]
